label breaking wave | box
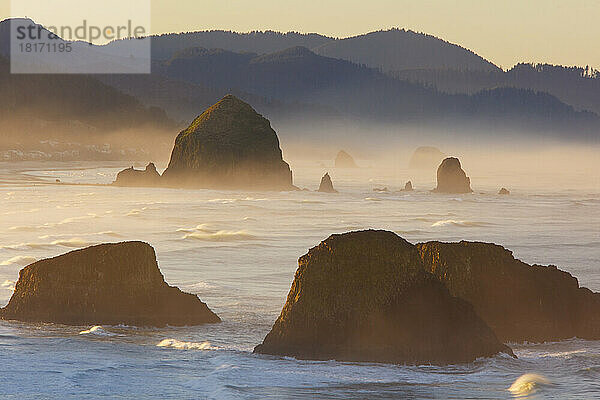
[0,238,92,251]
[1,280,16,291]
[7,214,99,232]
[79,326,115,336]
[508,373,550,397]
[431,220,492,228]
[179,224,255,242]
[183,230,255,242]
[157,339,217,350]
[50,238,93,248]
[0,255,37,266]
[177,224,212,234]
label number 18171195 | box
[19,42,73,53]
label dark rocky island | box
[0,242,220,327]
[113,95,296,191]
[432,157,473,193]
[317,173,338,193]
[417,241,600,343]
[162,95,295,190]
[334,150,358,168]
[409,146,446,170]
[402,181,414,192]
[498,188,510,195]
[255,230,513,365]
[114,163,161,187]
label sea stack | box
[114,163,161,187]
[403,181,414,192]
[409,146,446,170]
[498,188,510,195]
[0,242,221,327]
[162,95,295,190]
[417,241,600,343]
[255,230,513,365]
[334,150,358,168]
[433,157,473,193]
[317,173,337,193]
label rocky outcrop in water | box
[160,95,295,190]
[402,181,414,192]
[317,173,337,193]
[417,241,600,343]
[409,146,446,170]
[114,163,161,187]
[0,242,221,327]
[334,150,357,168]
[498,188,510,195]
[254,230,513,365]
[432,157,472,193]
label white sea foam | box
[8,214,98,231]
[1,238,92,250]
[177,224,212,233]
[185,281,217,291]
[2,208,40,215]
[0,256,37,266]
[79,326,115,336]
[1,280,16,291]
[57,214,98,225]
[431,220,491,228]
[97,231,122,238]
[508,373,550,397]
[8,225,42,232]
[540,349,586,358]
[0,242,49,250]
[51,238,92,248]
[178,224,254,241]
[183,230,255,242]
[157,339,216,350]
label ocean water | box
[0,160,598,399]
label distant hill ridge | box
[140,27,500,73]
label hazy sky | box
[2,0,598,69]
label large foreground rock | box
[409,146,446,170]
[255,230,513,365]
[433,157,473,193]
[417,241,600,343]
[114,163,161,187]
[161,95,295,190]
[0,242,220,327]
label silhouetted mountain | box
[0,54,175,159]
[1,18,599,144]
[0,56,171,132]
[96,70,340,124]
[313,29,500,73]
[151,46,599,138]
[142,30,332,60]
[394,63,600,115]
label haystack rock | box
[409,146,446,170]
[318,173,338,193]
[417,241,600,343]
[498,188,510,195]
[433,157,473,193]
[114,163,161,187]
[403,181,414,192]
[0,242,220,327]
[254,230,513,365]
[334,150,358,168]
[161,95,295,190]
